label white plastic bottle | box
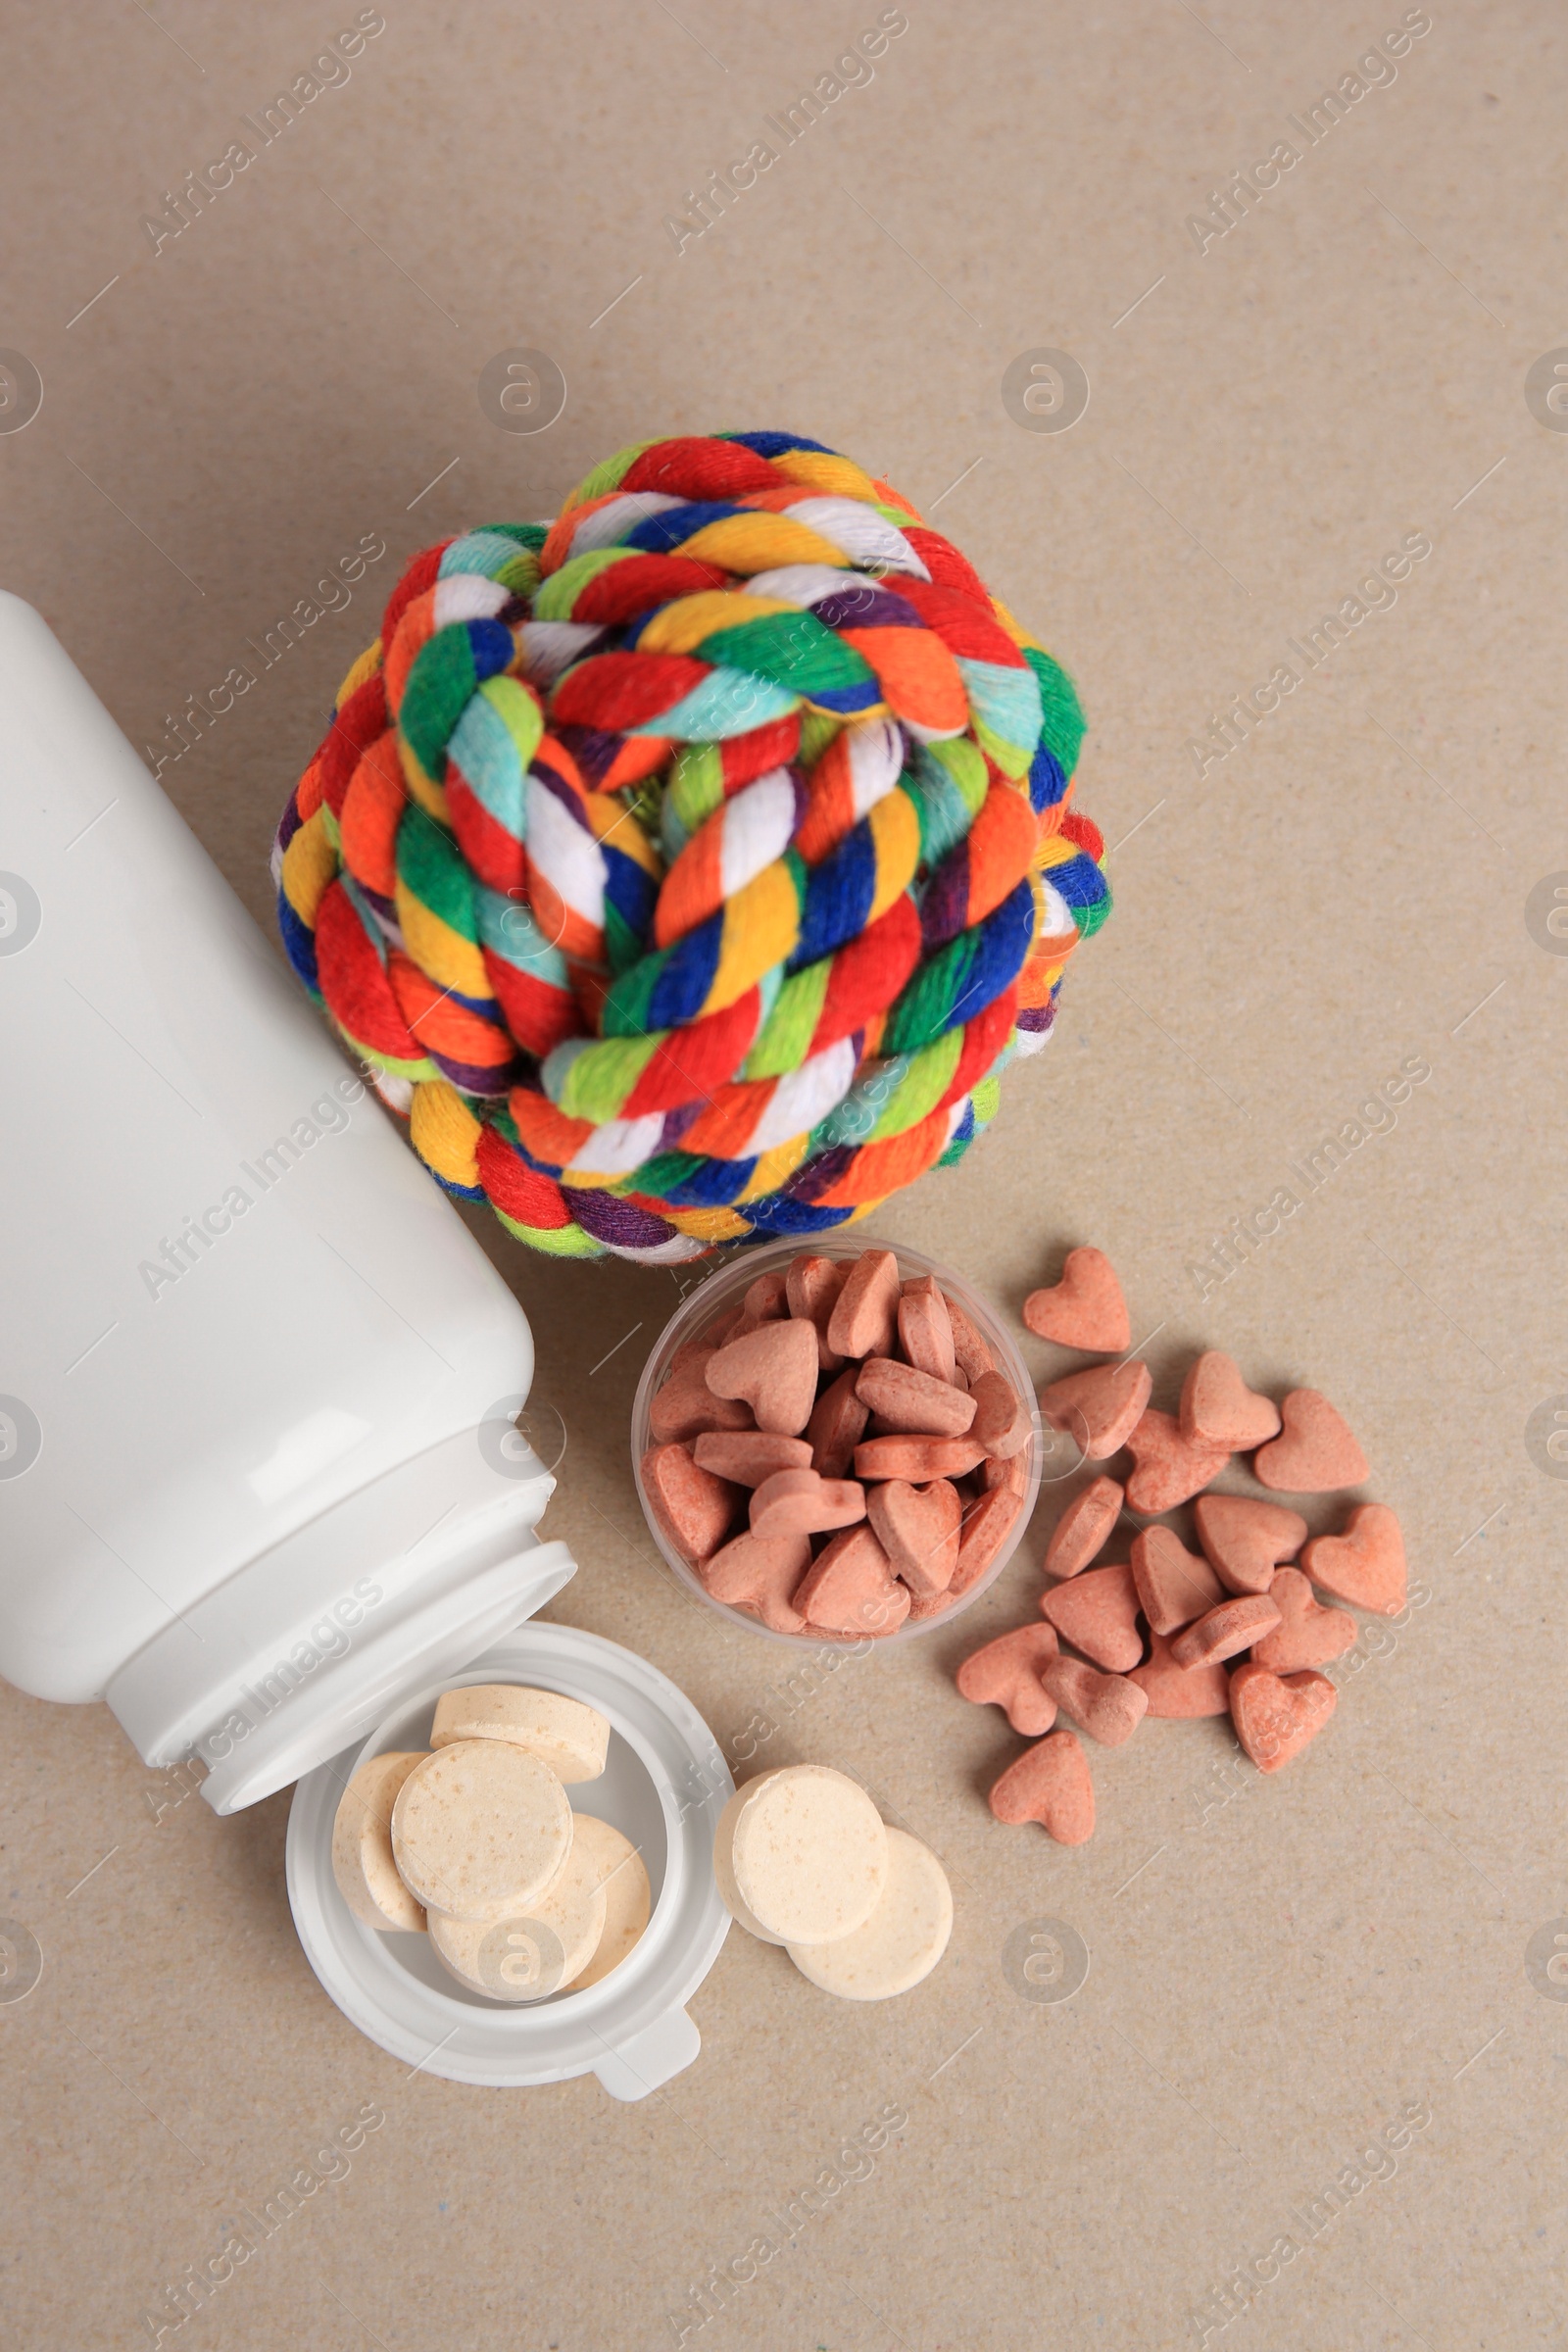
[0,593,576,1812]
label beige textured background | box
[3,2,1566,2345]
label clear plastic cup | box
[630,1236,1043,1646]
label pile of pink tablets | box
[959,1249,1407,1843]
[641,1248,1034,1639]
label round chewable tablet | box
[730,1764,887,1945]
[786,1827,953,2000]
[564,1816,653,1990]
[390,1740,571,1921]
[427,1836,608,2002]
[711,1772,790,1945]
[429,1684,610,1783]
[331,1751,428,1934]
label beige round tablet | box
[730,1764,888,1945]
[564,1815,653,1990]
[390,1740,571,1921]
[331,1751,428,1933]
[430,1684,610,1783]
[712,1772,790,1944]
[427,1837,608,2002]
[787,1827,952,2000]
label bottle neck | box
[106,1427,575,1812]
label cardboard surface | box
[3,3,1565,2344]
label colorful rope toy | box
[272,431,1109,1262]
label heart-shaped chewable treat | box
[1300,1503,1406,1615]
[785,1253,847,1372]
[1193,1494,1307,1594]
[641,1444,741,1565]
[1228,1661,1337,1773]
[693,1432,812,1486]
[1021,1247,1131,1352]
[749,1468,866,1541]
[1039,1655,1148,1745]
[1045,1475,1123,1579]
[856,1435,986,1482]
[705,1319,820,1437]
[1130,1526,1224,1636]
[856,1357,976,1440]
[699,1531,811,1634]
[649,1348,755,1446]
[1040,1562,1143,1672]
[1252,1390,1369,1492]
[989,1728,1096,1843]
[826,1248,901,1360]
[1123,1407,1230,1513]
[1168,1593,1281,1669]
[956,1623,1059,1736]
[1179,1350,1282,1449]
[983,1451,1028,1498]
[969,1370,1032,1459]
[950,1484,1024,1597]
[934,1285,994,1384]
[1250,1568,1357,1672]
[866,1477,962,1598]
[794,1524,910,1638]
[897,1286,956,1384]
[1038,1360,1152,1462]
[1128,1632,1229,1718]
[733,1269,789,1336]
[805,1369,870,1479]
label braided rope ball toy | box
[272,431,1110,1264]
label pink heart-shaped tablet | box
[856,1434,986,1483]
[939,1288,995,1384]
[692,1431,813,1487]
[794,1523,910,1638]
[826,1249,901,1360]
[1127,1631,1229,1718]
[897,1287,956,1385]
[956,1622,1059,1736]
[1021,1246,1131,1352]
[700,1530,810,1634]
[1251,1568,1357,1673]
[950,1483,1024,1596]
[1040,1562,1143,1672]
[732,1268,790,1336]
[989,1728,1096,1842]
[1253,1390,1368,1492]
[1194,1494,1307,1594]
[866,1477,961,1597]
[856,1356,976,1439]
[749,1468,866,1542]
[1300,1503,1406,1615]
[805,1367,870,1479]
[1038,1359,1152,1461]
[969,1369,1031,1459]
[785,1252,847,1373]
[705,1318,820,1436]
[642,1444,741,1566]
[1038,1655,1148,1745]
[1130,1526,1224,1636]
[1179,1351,1281,1449]
[649,1356,754,1446]
[1044,1475,1123,1579]
[1168,1593,1281,1669]
[1123,1407,1230,1513]
[1229,1660,1337,1773]
[982,1451,1028,1498]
